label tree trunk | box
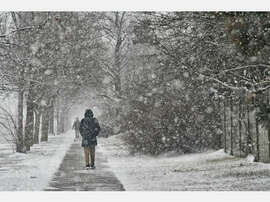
[16,88,25,152]
[268,129,270,159]
[230,96,234,155]
[246,103,252,155]
[41,108,49,142]
[60,111,65,133]
[57,109,61,134]
[49,99,55,135]
[238,98,242,157]
[33,111,41,144]
[218,96,222,148]
[114,13,123,96]
[24,102,34,150]
[12,14,25,153]
[254,98,260,162]
[24,81,35,151]
[224,100,227,153]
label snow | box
[186,26,192,34]
[103,76,111,84]
[31,58,42,67]
[172,79,184,89]
[138,96,144,102]
[205,106,213,113]
[249,56,257,62]
[209,87,217,93]
[30,42,39,55]
[154,101,161,107]
[246,154,255,163]
[66,26,72,34]
[183,72,189,78]
[58,31,65,41]
[44,69,53,75]
[189,56,195,62]
[161,136,166,143]
[99,134,270,191]
[0,130,73,191]
[196,114,204,121]
[151,88,158,93]
[54,79,59,85]
[40,100,47,106]
[151,73,157,79]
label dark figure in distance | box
[72,117,80,141]
[79,109,101,169]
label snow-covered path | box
[99,134,270,191]
[0,131,74,191]
[46,141,124,191]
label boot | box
[90,164,96,169]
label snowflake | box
[30,42,39,54]
[103,76,111,84]
[249,56,257,62]
[205,107,213,113]
[152,88,158,93]
[40,100,46,106]
[58,31,65,41]
[44,69,53,75]
[198,74,205,80]
[31,58,42,67]
[189,56,196,62]
[138,96,144,102]
[186,26,192,34]
[183,72,189,78]
[151,73,157,79]
[154,101,161,107]
[162,136,166,143]
[173,79,184,89]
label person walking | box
[79,109,101,169]
[72,117,80,141]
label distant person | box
[79,109,101,169]
[72,117,80,140]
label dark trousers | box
[84,145,95,166]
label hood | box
[84,109,94,118]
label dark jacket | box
[79,110,101,147]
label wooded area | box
[1,12,270,162]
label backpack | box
[79,117,100,141]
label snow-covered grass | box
[0,130,74,191]
[99,134,270,191]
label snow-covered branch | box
[223,64,270,73]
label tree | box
[0,11,106,152]
[99,12,130,97]
[115,12,224,154]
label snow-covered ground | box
[0,130,74,191]
[99,134,270,191]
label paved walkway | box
[45,141,125,191]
